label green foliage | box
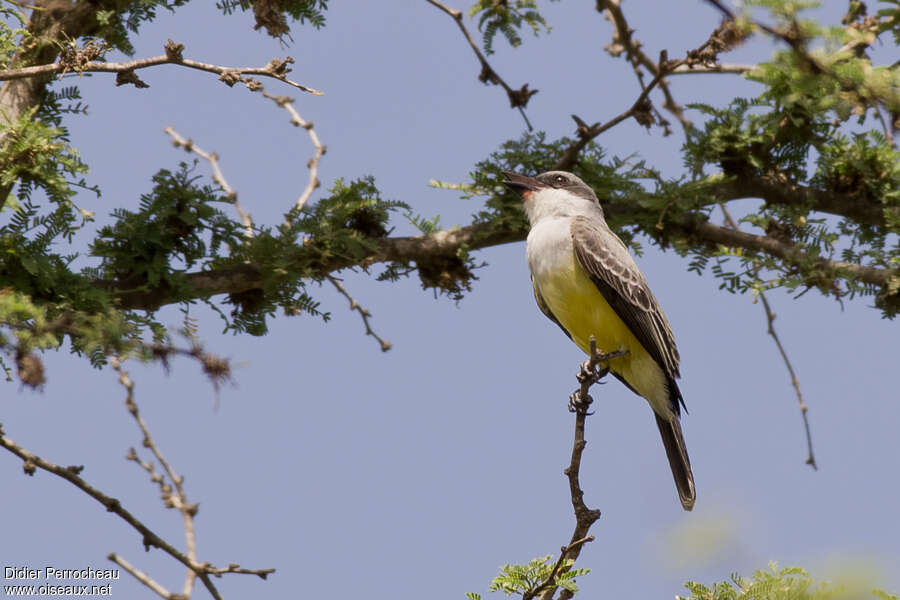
[0,7,28,69]
[0,107,95,211]
[94,1,190,56]
[92,162,244,289]
[0,0,897,384]
[210,176,409,334]
[469,0,556,55]
[684,97,832,181]
[0,105,98,310]
[217,0,329,36]
[680,564,897,600]
[674,0,900,315]
[467,554,589,599]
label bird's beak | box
[502,171,544,194]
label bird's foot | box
[568,390,593,414]
[569,347,629,414]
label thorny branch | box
[425,0,537,130]
[592,0,752,138]
[327,275,392,352]
[0,39,323,95]
[556,10,751,166]
[596,0,687,134]
[164,126,254,239]
[718,206,817,470]
[531,339,628,600]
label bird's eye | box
[554,175,567,184]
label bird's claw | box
[568,391,594,414]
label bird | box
[503,170,695,511]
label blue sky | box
[3,2,898,599]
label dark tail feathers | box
[655,414,695,511]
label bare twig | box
[758,292,817,470]
[596,0,692,134]
[669,63,755,75]
[558,65,681,169]
[107,554,173,600]
[0,426,224,600]
[327,275,392,352]
[425,0,536,130]
[164,126,253,239]
[719,205,817,470]
[0,39,322,95]
[205,564,276,579]
[258,90,326,219]
[110,356,202,596]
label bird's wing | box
[570,216,680,380]
[531,275,573,341]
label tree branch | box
[98,184,894,313]
[425,0,537,130]
[595,0,692,134]
[534,339,626,600]
[0,39,323,95]
[326,275,392,352]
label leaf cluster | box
[94,1,190,56]
[92,162,243,290]
[466,554,588,600]
[217,0,329,37]
[469,0,556,55]
[212,176,408,334]
[680,564,897,600]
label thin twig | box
[669,63,755,75]
[425,0,536,130]
[758,292,817,469]
[205,564,276,579]
[719,205,817,470]
[259,90,326,219]
[872,104,897,150]
[110,357,202,596]
[164,126,253,239]
[327,275,392,352]
[107,554,173,600]
[557,65,678,170]
[0,40,322,95]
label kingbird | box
[503,170,695,511]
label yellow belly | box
[535,251,670,415]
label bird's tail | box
[655,414,695,511]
